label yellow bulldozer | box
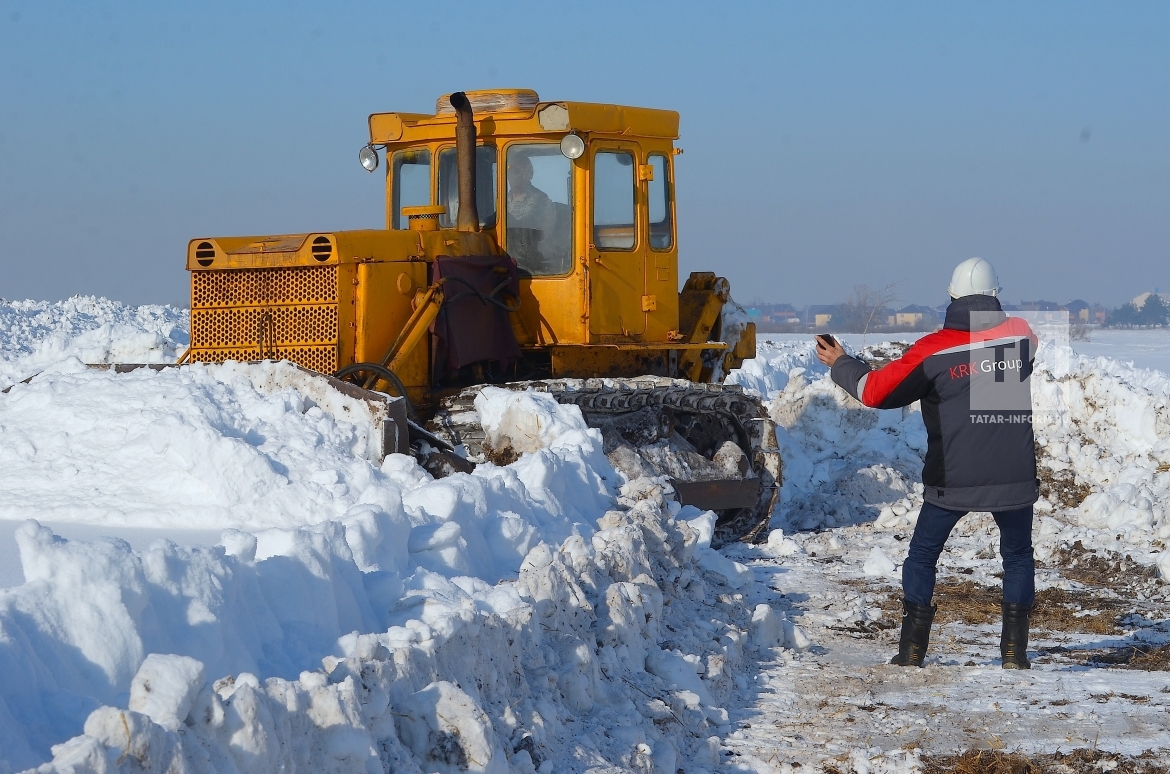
[182,89,780,543]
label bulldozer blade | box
[671,477,761,511]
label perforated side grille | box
[191,265,338,308]
[189,265,340,374]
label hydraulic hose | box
[334,362,415,419]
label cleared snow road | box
[720,534,1170,771]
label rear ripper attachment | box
[430,378,782,546]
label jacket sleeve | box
[831,334,948,409]
[853,336,942,409]
[830,355,872,402]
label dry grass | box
[921,748,1169,774]
[1080,643,1170,671]
[1044,541,1160,590]
[1036,463,1093,510]
[878,580,1125,635]
[481,442,520,467]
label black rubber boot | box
[890,599,936,667]
[1001,602,1032,669]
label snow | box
[2,297,1169,773]
[1067,328,1170,376]
[128,655,206,732]
[474,386,593,454]
[0,296,188,389]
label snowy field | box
[764,327,1170,376]
[1,298,1169,773]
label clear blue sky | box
[1,1,1167,308]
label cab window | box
[437,146,498,229]
[648,154,672,250]
[506,143,573,276]
[593,151,636,250]
[391,149,431,229]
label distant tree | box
[835,283,901,340]
[1137,294,1169,327]
[1106,302,1140,327]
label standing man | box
[815,258,1039,669]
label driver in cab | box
[507,153,557,271]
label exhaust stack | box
[449,91,479,232]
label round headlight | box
[359,145,380,172]
[559,133,585,160]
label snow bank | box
[0,296,187,388]
[0,360,394,529]
[0,304,763,772]
[9,479,769,774]
[474,386,593,454]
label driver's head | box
[509,154,534,187]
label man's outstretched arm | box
[816,334,937,409]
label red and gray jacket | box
[830,295,1039,512]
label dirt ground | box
[719,534,1170,773]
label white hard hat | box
[948,257,1001,299]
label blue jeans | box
[902,501,1035,607]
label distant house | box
[1065,299,1091,323]
[763,303,799,325]
[1133,292,1167,310]
[894,304,937,328]
[752,303,801,331]
[771,303,799,322]
[1018,300,1063,312]
[808,304,838,329]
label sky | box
[1,1,1167,309]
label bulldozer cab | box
[369,89,681,351]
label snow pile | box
[474,386,594,455]
[0,351,770,773]
[0,360,396,528]
[728,341,926,533]
[1031,352,1170,544]
[10,477,771,774]
[0,296,187,387]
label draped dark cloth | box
[430,254,521,382]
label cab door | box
[588,143,646,337]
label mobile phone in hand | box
[816,334,838,349]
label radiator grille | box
[191,306,338,348]
[191,265,338,308]
[189,265,340,374]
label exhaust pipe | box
[450,92,479,232]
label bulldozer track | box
[428,377,782,545]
